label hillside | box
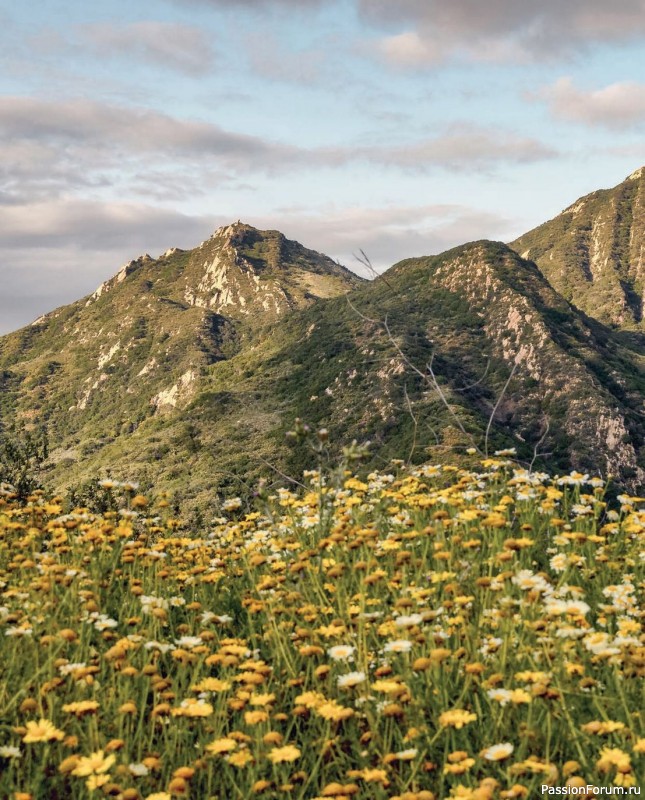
[1,227,643,506]
[0,222,363,501]
[510,167,645,330]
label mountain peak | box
[187,221,361,316]
[75,222,361,321]
[627,165,644,181]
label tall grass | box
[0,454,643,799]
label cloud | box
[0,199,212,251]
[536,78,645,129]
[352,127,556,171]
[0,96,310,203]
[76,22,217,76]
[359,0,645,64]
[0,96,301,166]
[0,200,215,334]
[0,95,555,209]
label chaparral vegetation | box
[1,448,643,799]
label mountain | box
[0,221,362,411]
[1,202,644,508]
[0,223,362,494]
[510,167,645,329]
[277,240,644,489]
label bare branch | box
[454,358,491,392]
[484,362,518,457]
[528,416,550,474]
[255,455,308,491]
[403,383,418,467]
[353,249,397,292]
[345,293,380,326]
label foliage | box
[0,423,47,497]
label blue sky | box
[1,0,644,333]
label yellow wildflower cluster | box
[0,461,643,797]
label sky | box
[1,0,644,334]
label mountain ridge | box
[510,167,645,330]
[1,177,644,507]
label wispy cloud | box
[76,22,218,76]
[0,96,556,208]
[360,0,645,65]
[0,96,307,203]
[0,96,300,164]
[536,78,645,129]
[350,127,556,171]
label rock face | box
[180,223,359,316]
[0,206,644,505]
[83,222,362,321]
[510,167,645,329]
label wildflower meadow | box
[0,455,643,799]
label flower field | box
[0,458,643,799]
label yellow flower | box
[71,750,116,777]
[85,774,111,791]
[171,699,213,717]
[315,701,354,722]
[439,709,477,729]
[244,710,269,725]
[509,689,532,704]
[596,747,631,773]
[22,719,65,743]
[191,678,231,693]
[250,693,276,706]
[268,745,301,764]
[299,645,324,657]
[294,691,325,709]
[205,738,238,755]
[227,749,254,767]
[371,679,406,695]
[360,768,389,784]
[581,720,626,735]
[61,700,100,717]
[58,755,81,774]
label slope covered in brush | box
[510,167,645,330]
[4,235,643,507]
